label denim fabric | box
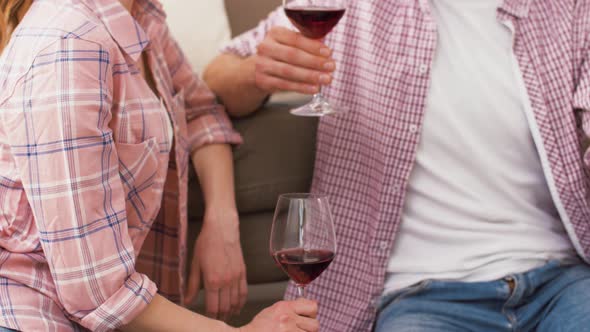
[0,327,17,332]
[376,261,590,331]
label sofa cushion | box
[160,0,231,73]
[224,0,281,36]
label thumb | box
[184,257,201,306]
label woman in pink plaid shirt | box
[0,0,319,331]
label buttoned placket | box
[370,5,440,305]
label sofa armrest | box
[225,0,281,37]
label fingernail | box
[319,74,331,84]
[307,85,319,94]
[320,48,331,57]
[324,62,335,71]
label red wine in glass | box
[274,248,335,285]
[282,0,347,116]
[270,193,337,298]
[285,6,346,39]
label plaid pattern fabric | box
[0,0,241,331]
[223,0,590,331]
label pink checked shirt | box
[224,0,590,331]
[0,0,241,331]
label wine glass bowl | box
[270,193,337,297]
[284,6,346,39]
[283,0,346,116]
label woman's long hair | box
[0,0,28,53]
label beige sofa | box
[184,0,317,326]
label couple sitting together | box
[0,0,589,331]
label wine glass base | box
[290,100,339,117]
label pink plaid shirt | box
[224,0,590,330]
[0,0,241,331]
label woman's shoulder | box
[5,0,120,60]
[0,0,121,103]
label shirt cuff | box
[187,106,243,154]
[220,38,256,58]
[79,272,158,332]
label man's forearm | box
[204,54,269,118]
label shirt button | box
[409,124,419,133]
[419,64,429,75]
[379,241,389,250]
[372,298,380,309]
[373,294,383,308]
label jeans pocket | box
[378,279,432,311]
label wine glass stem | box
[313,87,323,104]
[310,87,326,114]
[296,285,306,298]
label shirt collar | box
[417,0,534,20]
[500,0,534,18]
[77,0,165,61]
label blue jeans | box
[0,328,17,332]
[376,260,590,332]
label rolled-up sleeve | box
[2,38,156,331]
[220,6,291,57]
[159,24,242,153]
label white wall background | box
[159,0,231,74]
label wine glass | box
[270,193,337,298]
[283,0,346,117]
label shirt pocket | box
[115,137,163,234]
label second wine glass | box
[270,193,337,298]
[283,0,346,117]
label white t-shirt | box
[384,0,576,295]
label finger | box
[255,73,319,95]
[184,258,201,305]
[291,299,318,318]
[205,288,220,319]
[218,286,232,321]
[278,314,297,332]
[295,316,320,332]
[237,272,248,312]
[258,39,335,72]
[229,280,240,316]
[257,56,332,86]
[269,27,331,57]
[279,315,307,332]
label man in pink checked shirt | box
[205,0,590,331]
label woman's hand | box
[185,209,248,321]
[240,299,319,332]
